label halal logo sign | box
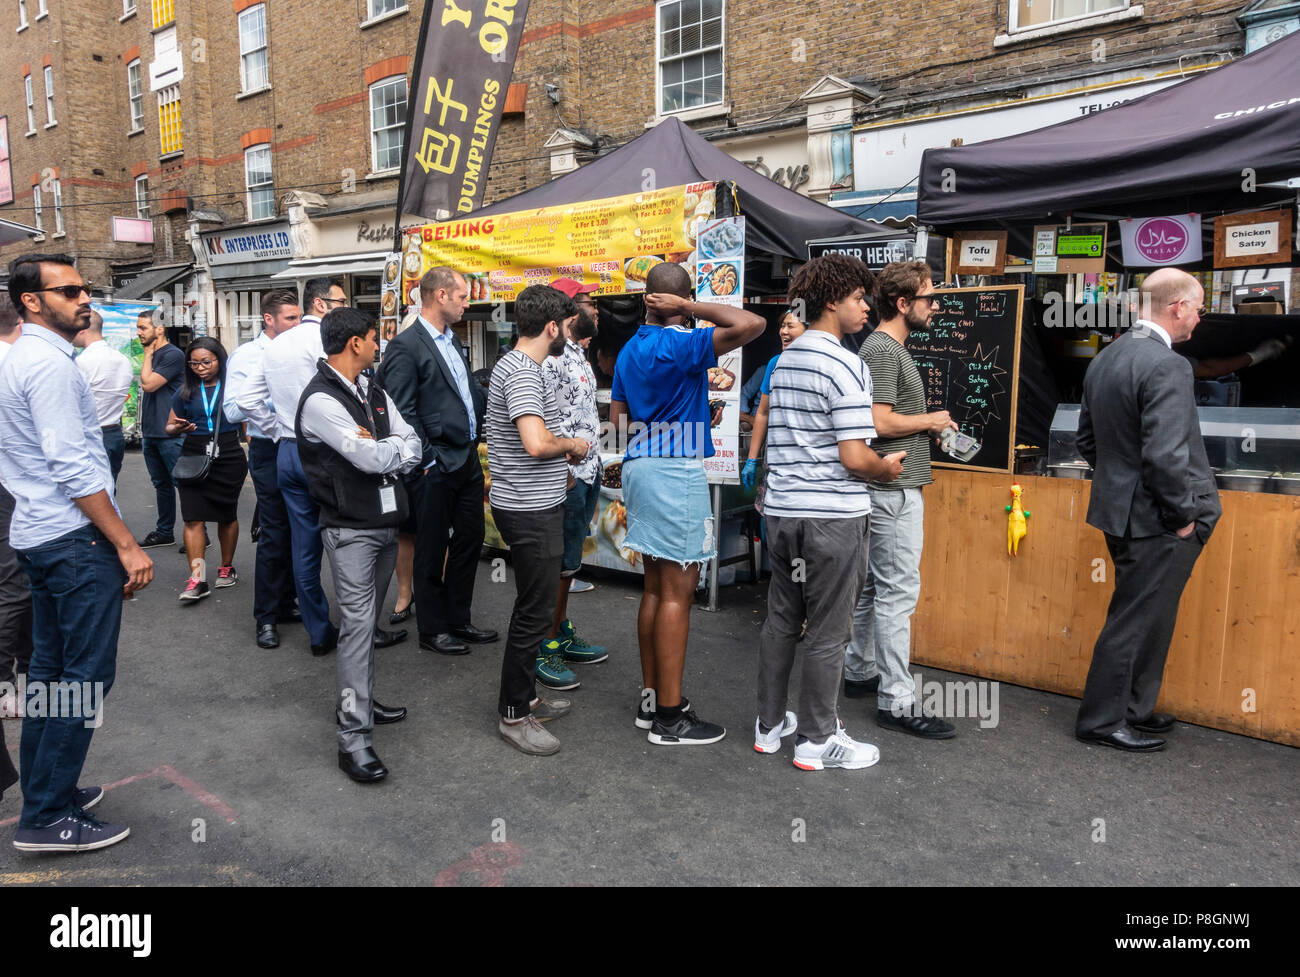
[1135,217,1189,263]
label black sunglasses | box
[32,284,92,299]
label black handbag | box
[171,385,223,486]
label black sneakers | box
[138,531,174,548]
[635,694,691,730]
[648,708,726,746]
[876,708,957,739]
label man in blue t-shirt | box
[609,262,764,746]
[135,310,186,547]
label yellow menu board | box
[399,182,717,304]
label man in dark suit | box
[1075,268,1222,752]
[378,267,495,655]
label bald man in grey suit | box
[1074,268,1222,752]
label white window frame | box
[368,0,403,19]
[17,0,27,30]
[368,74,407,175]
[655,0,725,118]
[43,64,55,126]
[238,4,269,95]
[244,144,274,221]
[35,0,46,18]
[122,0,137,16]
[24,74,35,133]
[1008,0,1130,34]
[135,174,150,219]
[32,184,43,234]
[127,59,144,131]
[51,177,63,235]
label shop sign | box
[952,230,1007,274]
[112,217,154,244]
[1119,213,1202,266]
[695,217,746,485]
[1032,222,1108,274]
[807,236,913,268]
[1213,209,1293,268]
[201,222,293,266]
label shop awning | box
[112,263,192,301]
[271,252,389,280]
[917,31,1300,233]
[0,217,42,247]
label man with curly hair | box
[755,253,905,770]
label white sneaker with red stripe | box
[753,711,798,754]
[793,721,880,771]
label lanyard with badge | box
[355,378,398,515]
[199,381,222,460]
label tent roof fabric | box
[917,32,1300,232]
[474,117,893,260]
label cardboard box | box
[1236,300,1284,315]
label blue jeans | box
[141,435,184,536]
[101,424,125,489]
[561,474,601,575]
[15,525,126,828]
[277,440,332,645]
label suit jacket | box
[1077,322,1221,543]
[378,320,486,474]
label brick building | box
[2,0,1294,347]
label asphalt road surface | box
[2,450,1297,886]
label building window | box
[238,4,269,94]
[369,0,403,18]
[17,0,27,29]
[245,144,273,220]
[123,0,137,15]
[36,0,46,17]
[127,59,144,131]
[135,174,150,219]
[32,185,42,234]
[152,0,173,30]
[369,75,406,173]
[158,85,182,155]
[657,0,724,114]
[1011,0,1127,31]
[24,74,35,133]
[43,65,55,126]
[52,177,63,234]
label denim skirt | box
[622,456,716,568]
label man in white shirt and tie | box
[72,311,133,488]
[225,289,302,649]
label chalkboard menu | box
[903,284,1024,473]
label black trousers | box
[1076,531,1204,737]
[0,484,32,684]
[492,504,564,719]
[247,437,295,627]
[409,453,485,637]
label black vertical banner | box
[395,0,531,231]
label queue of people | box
[0,248,1214,853]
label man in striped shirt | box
[756,254,904,771]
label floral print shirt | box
[542,338,601,484]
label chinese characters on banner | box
[400,183,716,305]
[397,0,531,222]
[695,217,746,484]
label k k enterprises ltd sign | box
[202,223,293,266]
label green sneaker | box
[558,620,609,664]
[536,640,581,690]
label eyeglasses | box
[188,359,218,368]
[1173,299,1208,317]
[910,294,941,307]
[321,297,346,307]
[32,284,91,299]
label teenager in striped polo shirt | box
[755,254,904,771]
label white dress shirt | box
[75,339,134,427]
[298,364,421,475]
[237,316,324,442]
[224,331,275,438]
[1135,319,1173,348]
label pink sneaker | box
[215,565,238,588]
[179,576,210,602]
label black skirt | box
[177,429,248,524]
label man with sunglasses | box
[0,254,154,852]
[845,260,959,739]
[1074,267,1221,752]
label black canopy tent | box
[916,31,1300,253]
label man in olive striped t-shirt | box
[845,261,960,739]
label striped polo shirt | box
[486,349,568,511]
[764,329,876,519]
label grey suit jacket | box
[1077,323,1222,542]
[377,321,486,474]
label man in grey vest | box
[296,307,421,783]
[1075,268,1221,752]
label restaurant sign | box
[1119,213,1203,267]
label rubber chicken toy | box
[1005,483,1030,556]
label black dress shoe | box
[373,627,408,649]
[450,624,498,644]
[419,632,469,655]
[389,605,412,625]
[256,623,280,649]
[876,708,957,739]
[281,607,302,624]
[1077,725,1166,752]
[373,700,407,725]
[844,675,880,699]
[1132,712,1176,733]
[311,626,340,657]
[338,747,388,783]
